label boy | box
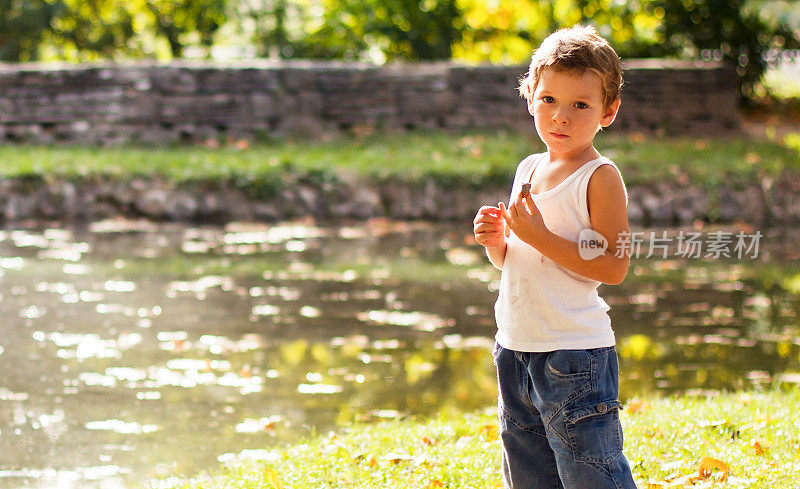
[472,25,637,488]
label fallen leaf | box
[479,424,499,441]
[422,436,437,446]
[692,456,730,482]
[427,479,445,488]
[626,398,646,414]
[382,452,414,464]
[750,439,766,455]
[365,453,377,468]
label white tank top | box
[494,153,628,352]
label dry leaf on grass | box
[479,424,499,441]
[626,398,646,414]
[750,439,766,455]
[382,452,415,464]
[692,456,730,482]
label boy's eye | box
[575,102,589,109]
[541,96,555,103]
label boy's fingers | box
[509,201,520,218]
[524,193,537,213]
[475,222,500,234]
[498,202,512,237]
[498,202,511,221]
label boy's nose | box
[552,109,568,125]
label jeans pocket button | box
[597,402,608,413]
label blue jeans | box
[493,343,637,489]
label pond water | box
[0,220,798,488]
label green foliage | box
[47,0,136,60]
[228,0,465,61]
[357,0,465,60]
[137,0,227,57]
[649,0,800,100]
[455,0,664,64]
[0,0,61,61]
[230,0,369,60]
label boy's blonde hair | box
[519,25,623,109]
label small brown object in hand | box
[521,183,532,196]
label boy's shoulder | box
[515,152,546,170]
[594,151,615,164]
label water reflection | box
[0,221,798,488]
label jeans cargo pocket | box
[564,399,623,464]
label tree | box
[47,0,137,60]
[649,0,800,99]
[349,0,465,60]
[231,0,463,61]
[454,0,662,64]
[0,0,62,61]
[231,0,367,59]
[137,0,227,58]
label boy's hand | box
[473,205,507,249]
[500,190,549,247]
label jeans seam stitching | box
[543,381,591,425]
[499,408,548,439]
[582,459,624,487]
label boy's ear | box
[600,97,621,128]
[527,97,535,117]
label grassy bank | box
[160,389,800,489]
[2,130,799,188]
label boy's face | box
[528,68,619,162]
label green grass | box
[1,129,798,189]
[160,389,800,489]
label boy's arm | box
[485,243,507,270]
[504,165,630,285]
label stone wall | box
[0,59,739,144]
[2,173,797,226]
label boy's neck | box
[546,143,601,167]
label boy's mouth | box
[550,132,569,139]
